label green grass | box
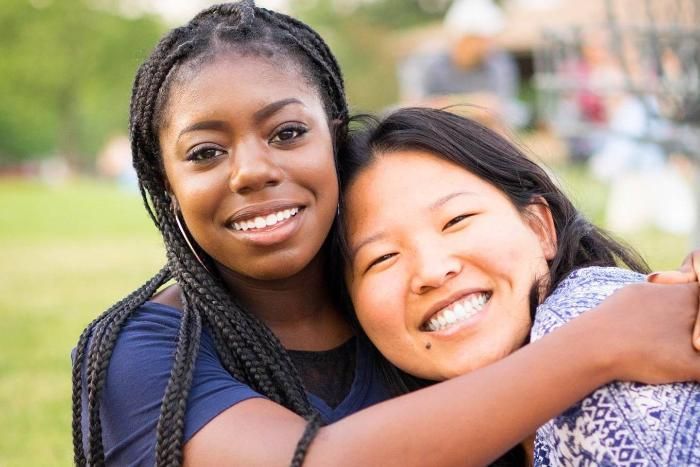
[554,164,691,270]
[0,173,689,466]
[0,179,164,466]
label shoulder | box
[106,300,186,371]
[536,379,700,465]
[150,283,184,310]
[532,267,644,339]
[104,299,263,416]
[548,266,644,302]
[88,301,263,464]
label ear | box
[524,197,557,261]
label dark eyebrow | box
[349,231,385,260]
[177,120,229,142]
[430,191,476,210]
[176,98,305,142]
[253,98,304,123]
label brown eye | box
[270,125,307,144]
[186,146,225,162]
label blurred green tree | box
[292,0,447,112]
[0,0,163,166]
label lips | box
[226,202,305,231]
[231,207,300,231]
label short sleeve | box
[79,302,263,466]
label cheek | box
[485,221,549,278]
[353,280,401,337]
[165,159,226,215]
[176,180,225,237]
[352,276,412,355]
[296,145,339,211]
[438,314,532,379]
[297,138,336,178]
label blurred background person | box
[397,0,528,130]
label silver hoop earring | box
[173,206,212,274]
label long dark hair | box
[71,2,347,466]
[339,107,649,294]
[336,107,650,466]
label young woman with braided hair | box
[72,2,700,466]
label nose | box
[228,139,283,195]
[409,243,462,295]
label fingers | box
[694,303,700,352]
[677,250,699,280]
[690,251,700,281]
[647,270,695,284]
[647,250,700,284]
[685,252,700,350]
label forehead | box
[348,150,481,204]
[162,52,324,127]
[344,149,509,228]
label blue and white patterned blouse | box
[531,266,700,466]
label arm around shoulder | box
[183,282,700,466]
[183,310,620,467]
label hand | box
[647,250,700,284]
[588,282,700,384]
[647,250,700,350]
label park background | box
[0,0,697,465]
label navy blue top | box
[80,301,391,466]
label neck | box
[217,253,353,351]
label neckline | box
[287,336,356,358]
[144,300,372,421]
[304,335,371,422]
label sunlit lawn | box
[554,164,691,269]
[0,170,690,466]
[0,179,164,466]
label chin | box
[249,263,307,281]
[438,347,515,380]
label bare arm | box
[184,283,700,466]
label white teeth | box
[423,293,491,332]
[454,302,466,319]
[231,207,301,231]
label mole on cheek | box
[425,341,432,350]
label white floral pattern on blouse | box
[531,266,700,466]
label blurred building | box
[394,0,700,238]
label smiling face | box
[344,150,556,380]
[158,52,338,282]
